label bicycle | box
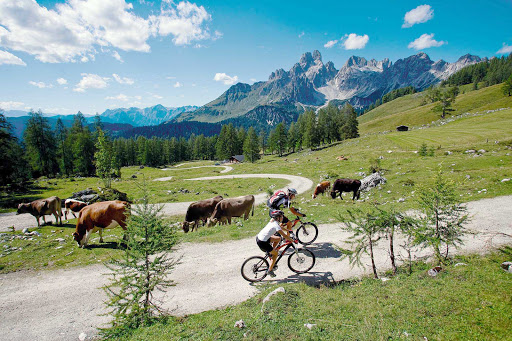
[289,215,318,245]
[241,233,316,282]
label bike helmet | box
[270,210,284,219]
[288,188,298,195]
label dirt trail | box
[0,195,511,341]
[0,173,313,232]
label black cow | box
[182,196,223,233]
[330,178,361,200]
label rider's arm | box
[278,229,294,243]
[289,206,305,217]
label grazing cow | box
[17,196,62,227]
[208,195,255,226]
[312,181,331,199]
[73,200,129,247]
[64,199,88,220]
[330,178,361,201]
[182,195,224,233]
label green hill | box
[359,83,512,134]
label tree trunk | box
[368,235,378,279]
[388,229,397,275]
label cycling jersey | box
[257,219,282,241]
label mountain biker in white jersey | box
[256,210,297,277]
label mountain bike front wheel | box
[288,248,315,274]
[296,222,318,245]
[241,256,269,282]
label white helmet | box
[288,188,298,195]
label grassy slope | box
[117,252,512,340]
[2,84,512,273]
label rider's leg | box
[268,235,281,271]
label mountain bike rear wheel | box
[296,222,318,245]
[288,248,315,273]
[241,256,269,282]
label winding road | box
[0,173,511,340]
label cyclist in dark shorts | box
[256,210,296,277]
[267,188,306,228]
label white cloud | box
[342,34,369,50]
[105,93,129,101]
[0,50,26,66]
[166,76,176,79]
[152,1,214,45]
[57,78,68,85]
[29,81,53,88]
[402,5,434,28]
[298,31,305,38]
[324,40,338,48]
[152,94,163,99]
[213,30,223,40]
[113,73,134,85]
[408,33,446,50]
[0,101,25,110]
[112,51,123,62]
[497,43,512,54]
[174,81,183,88]
[74,73,109,92]
[0,0,215,63]
[214,73,238,85]
[250,78,257,83]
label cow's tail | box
[251,201,254,216]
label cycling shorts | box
[256,237,273,253]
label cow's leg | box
[42,215,47,225]
[227,216,232,224]
[99,228,104,243]
[36,216,40,228]
[72,211,77,219]
[65,209,68,221]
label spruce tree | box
[243,127,260,162]
[274,122,288,156]
[0,111,30,186]
[95,130,114,188]
[503,73,512,96]
[103,185,178,336]
[340,104,359,139]
[23,110,58,177]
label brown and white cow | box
[17,196,62,227]
[312,181,331,199]
[330,178,361,201]
[73,200,129,247]
[182,195,223,233]
[208,195,255,226]
[64,199,88,220]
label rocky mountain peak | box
[344,56,368,68]
[312,50,322,62]
[456,53,481,63]
[299,52,316,70]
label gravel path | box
[0,195,511,340]
[0,173,312,232]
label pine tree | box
[55,118,73,176]
[274,122,287,156]
[340,104,359,139]
[503,73,512,96]
[243,127,260,162]
[432,86,459,118]
[414,169,469,265]
[23,110,58,177]
[259,130,267,155]
[68,112,95,175]
[102,185,178,336]
[0,111,30,186]
[95,130,114,188]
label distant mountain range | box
[174,51,484,126]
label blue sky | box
[0,0,511,116]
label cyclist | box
[267,188,306,228]
[256,210,296,277]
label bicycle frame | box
[263,239,298,266]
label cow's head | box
[330,191,337,199]
[16,203,30,215]
[182,221,191,233]
[207,218,218,227]
[73,231,87,248]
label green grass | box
[109,251,512,340]
[0,222,127,273]
[2,83,512,274]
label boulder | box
[360,172,387,192]
[97,187,129,202]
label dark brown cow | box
[73,200,129,247]
[64,199,88,220]
[312,181,331,199]
[182,195,224,233]
[330,178,361,200]
[17,196,62,227]
[208,195,255,226]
